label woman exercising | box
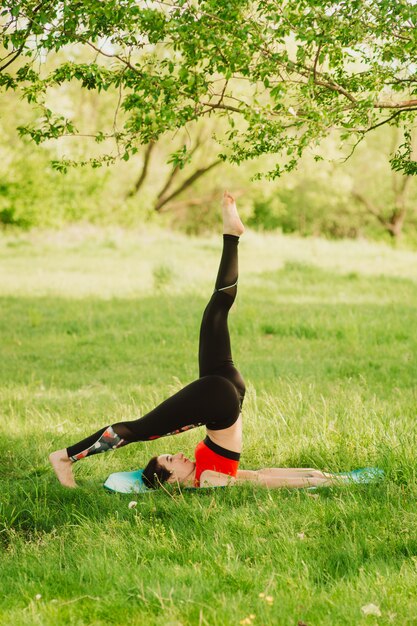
[50,192,381,491]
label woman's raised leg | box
[198,192,246,403]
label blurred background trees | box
[0,0,416,242]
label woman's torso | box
[195,369,243,486]
[194,435,240,487]
[206,414,242,453]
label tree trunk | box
[387,211,406,239]
[352,177,411,240]
[155,134,203,206]
[126,141,155,198]
[387,174,412,239]
[155,159,222,212]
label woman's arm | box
[199,468,342,489]
[237,468,339,489]
[199,470,237,487]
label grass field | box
[2,227,417,626]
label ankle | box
[50,449,69,460]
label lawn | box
[1,227,417,626]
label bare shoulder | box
[199,470,236,488]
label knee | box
[238,380,246,401]
[204,375,241,422]
[222,367,246,404]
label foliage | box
[1,52,416,240]
[247,186,369,239]
[247,197,283,232]
[1,88,416,239]
[390,130,417,176]
[0,142,110,228]
[1,0,416,176]
[246,127,417,241]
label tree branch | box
[156,133,203,203]
[363,110,403,132]
[312,76,358,104]
[352,190,388,228]
[399,173,412,197]
[374,99,417,109]
[126,140,155,198]
[163,191,220,212]
[155,159,222,212]
[85,41,143,75]
[201,101,244,114]
[0,2,44,72]
[313,43,322,83]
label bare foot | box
[49,449,77,488]
[222,191,245,236]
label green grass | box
[2,227,417,625]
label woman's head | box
[143,452,195,489]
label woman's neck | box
[181,463,196,487]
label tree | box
[351,127,417,239]
[126,131,221,212]
[1,0,417,177]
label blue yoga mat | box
[336,467,385,483]
[104,469,150,494]
[103,466,385,494]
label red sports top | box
[194,436,240,487]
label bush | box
[247,198,282,231]
[0,146,110,229]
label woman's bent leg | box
[65,375,241,462]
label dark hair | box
[142,456,172,489]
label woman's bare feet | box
[222,191,245,236]
[49,449,77,488]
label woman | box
[50,192,380,491]
[50,191,245,489]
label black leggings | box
[67,234,245,461]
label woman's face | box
[157,452,195,485]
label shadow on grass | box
[2,453,417,591]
